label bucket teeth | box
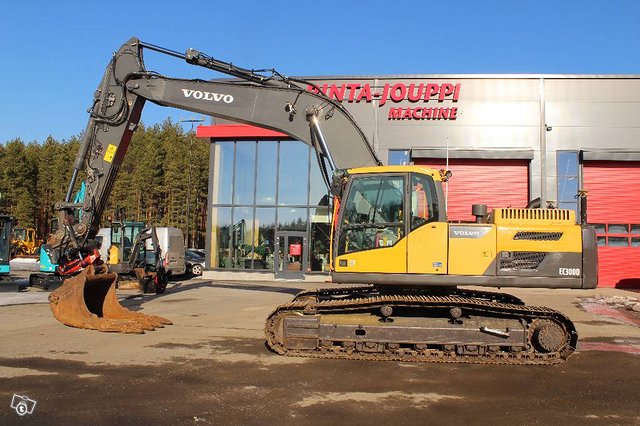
[48,265,171,333]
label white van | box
[152,227,186,275]
[96,227,111,262]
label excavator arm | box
[51,37,379,256]
[47,37,379,334]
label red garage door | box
[583,161,640,288]
[413,158,530,222]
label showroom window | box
[557,151,580,217]
[388,150,410,165]
[210,140,331,272]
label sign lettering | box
[289,243,302,256]
[308,82,461,121]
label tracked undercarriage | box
[265,286,577,365]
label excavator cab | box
[268,167,588,363]
[108,221,145,271]
[105,222,168,294]
[332,167,448,277]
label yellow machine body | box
[332,166,597,289]
[108,244,121,266]
[11,227,42,256]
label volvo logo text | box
[181,89,234,104]
[453,230,480,237]
[449,225,492,239]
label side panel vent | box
[499,252,547,270]
[493,208,575,225]
[513,231,563,241]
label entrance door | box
[275,231,307,279]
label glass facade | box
[212,143,234,204]
[388,150,410,165]
[557,151,579,216]
[209,140,331,273]
[256,142,277,205]
[278,143,310,205]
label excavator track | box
[265,289,577,365]
[292,285,526,306]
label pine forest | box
[0,119,209,248]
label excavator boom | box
[48,37,379,334]
[55,37,379,251]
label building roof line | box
[297,73,640,80]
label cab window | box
[338,175,405,255]
[411,173,439,230]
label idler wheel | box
[380,305,393,318]
[379,305,394,322]
[532,320,567,353]
[450,307,462,319]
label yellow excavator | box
[46,38,597,364]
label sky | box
[1,0,639,144]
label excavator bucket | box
[48,265,172,333]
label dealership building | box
[196,74,640,287]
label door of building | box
[413,158,530,222]
[583,161,640,287]
[275,231,307,279]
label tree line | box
[0,119,210,248]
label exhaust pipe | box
[578,190,588,225]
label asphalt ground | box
[0,272,639,425]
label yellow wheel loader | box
[11,227,41,257]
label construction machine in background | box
[34,220,169,294]
[46,37,597,364]
[0,215,13,286]
[11,227,42,257]
[106,221,145,274]
[97,222,185,279]
[107,222,169,294]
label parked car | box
[185,249,205,276]
[188,248,206,258]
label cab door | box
[407,173,448,274]
[333,174,407,274]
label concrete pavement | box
[0,275,639,424]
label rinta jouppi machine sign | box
[307,82,461,121]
